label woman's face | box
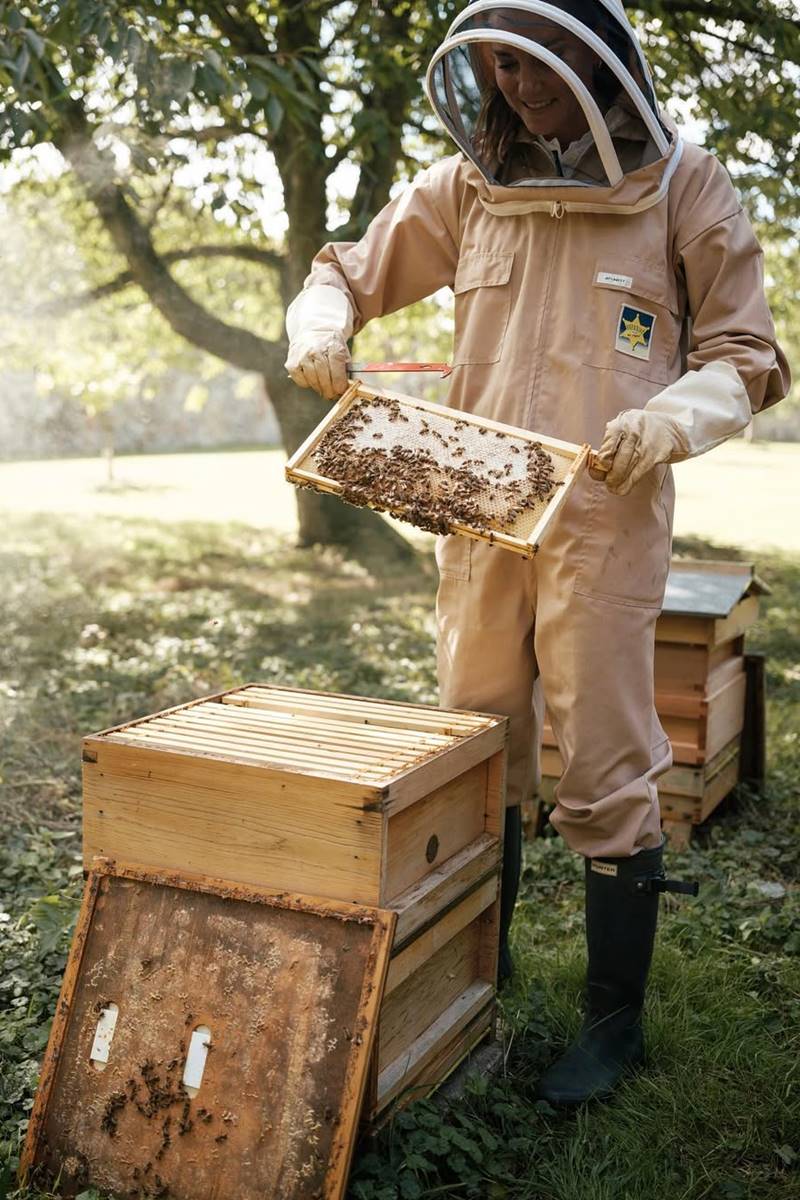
[489,17,599,145]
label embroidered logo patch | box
[616,304,656,361]
[591,861,618,878]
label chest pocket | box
[581,258,683,385]
[452,250,514,366]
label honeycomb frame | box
[286,383,590,558]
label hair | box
[470,1,644,170]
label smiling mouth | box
[523,98,556,111]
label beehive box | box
[655,560,767,649]
[82,684,508,1118]
[285,382,590,558]
[537,560,767,847]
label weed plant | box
[0,513,797,1200]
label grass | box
[1,438,799,551]
[0,450,798,1200]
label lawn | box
[0,444,798,1200]
[1,438,798,551]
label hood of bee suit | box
[425,0,683,215]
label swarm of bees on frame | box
[309,396,562,538]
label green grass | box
[0,459,798,1200]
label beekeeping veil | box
[426,1,676,197]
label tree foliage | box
[0,2,797,540]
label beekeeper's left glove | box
[591,361,751,496]
[285,284,355,401]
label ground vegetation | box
[0,494,797,1199]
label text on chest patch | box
[615,304,656,361]
[596,271,634,289]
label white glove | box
[592,361,751,496]
[285,284,355,401]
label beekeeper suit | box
[285,0,789,1106]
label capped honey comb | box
[286,384,590,557]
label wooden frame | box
[285,382,591,559]
[20,861,396,1200]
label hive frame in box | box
[285,382,591,558]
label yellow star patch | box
[620,312,649,350]
[615,304,656,360]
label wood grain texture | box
[82,740,384,904]
[22,864,395,1200]
[384,878,498,995]
[375,983,494,1111]
[390,835,500,946]
[366,1005,495,1124]
[538,737,741,811]
[383,722,507,818]
[378,921,481,1071]
[383,763,488,902]
[655,596,760,647]
[543,670,746,767]
[658,746,741,826]
[653,638,742,694]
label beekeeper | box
[284,0,789,1106]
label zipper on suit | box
[525,210,564,428]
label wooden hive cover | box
[656,559,768,648]
[285,383,590,558]
[661,560,769,618]
[21,863,395,1200]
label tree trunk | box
[266,370,417,566]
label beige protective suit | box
[290,11,789,857]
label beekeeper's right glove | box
[285,284,354,401]
[591,361,751,496]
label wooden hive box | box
[537,560,767,846]
[654,560,768,650]
[82,684,508,1119]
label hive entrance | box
[286,385,589,557]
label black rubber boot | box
[497,805,522,989]
[536,839,698,1106]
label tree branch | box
[163,122,270,144]
[52,99,283,375]
[339,12,416,241]
[205,0,274,58]
[33,243,286,315]
[634,0,798,39]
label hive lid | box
[21,862,395,1200]
[662,560,770,619]
[90,684,503,787]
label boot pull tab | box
[634,875,700,898]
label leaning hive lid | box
[93,685,501,785]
